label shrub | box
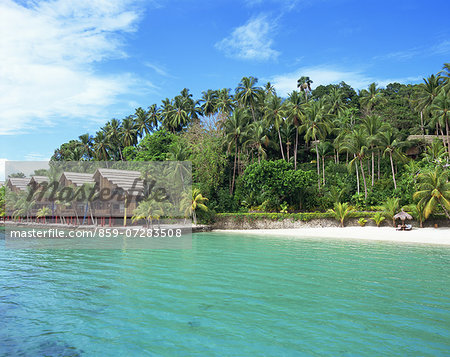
[358,218,367,227]
[371,212,386,227]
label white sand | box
[213,227,450,245]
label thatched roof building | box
[29,176,49,186]
[6,177,31,192]
[93,168,144,195]
[59,172,94,187]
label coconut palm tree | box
[168,96,191,132]
[328,202,354,227]
[200,89,218,118]
[362,115,384,186]
[121,116,138,148]
[415,75,442,135]
[235,76,263,122]
[286,90,305,169]
[103,119,123,160]
[342,127,370,198]
[264,95,286,160]
[413,168,450,219]
[382,197,400,227]
[132,199,164,228]
[78,133,94,160]
[325,87,347,116]
[297,76,313,102]
[223,108,249,193]
[181,188,208,225]
[36,206,51,223]
[430,88,450,157]
[314,141,333,186]
[134,107,152,139]
[377,127,406,190]
[216,88,235,117]
[301,101,330,188]
[359,83,386,114]
[244,121,270,163]
[93,131,110,161]
[147,104,161,131]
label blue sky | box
[0,0,449,179]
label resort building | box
[92,168,144,219]
[6,177,31,193]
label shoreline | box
[212,227,450,246]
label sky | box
[0,0,449,180]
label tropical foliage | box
[47,64,450,224]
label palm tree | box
[181,188,208,225]
[430,88,450,157]
[359,83,386,114]
[297,76,313,102]
[264,95,286,160]
[168,96,190,132]
[325,87,346,116]
[134,107,152,139]
[415,75,442,135]
[223,108,248,193]
[216,88,234,117]
[314,141,333,186]
[328,202,354,227]
[104,119,123,160]
[132,199,164,228]
[200,89,218,117]
[93,131,110,161]
[121,116,138,147]
[147,104,161,131]
[36,206,51,223]
[244,121,270,163]
[235,76,263,122]
[78,133,93,160]
[413,168,450,219]
[286,91,305,169]
[377,127,406,190]
[382,197,400,227]
[342,127,369,198]
[301,101,329,188]
[362,115,383,186]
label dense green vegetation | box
[43,63,449,224]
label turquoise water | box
[1,230,449,356]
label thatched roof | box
[93,168,144,194]
[7,177,31,191]
[30,176,48,185]
[393,210,413,221]
[407,135,442,144]
[60,172,94,187]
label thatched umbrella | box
[393,209,413,227]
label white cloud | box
[215,15,280,61]
[270,65,421,96]
[0,0,150,135]
[0,159,7,181]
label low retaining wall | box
[212,215,449,230]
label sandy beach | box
[214,227,450,245]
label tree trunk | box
[287,142,290,162]
[322,155,325,186]
[389,151,397,190]
[377,150,381,180]
[354,155,360,195]
[359,158,368,199]
[420,111,425,138]
[294,127,299,170]
[371,149,375,186]
[446,119,450,159]
[231,138,238,194]
[278,129,286,160]
[316,141,320,189]
[440,202,450,219]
